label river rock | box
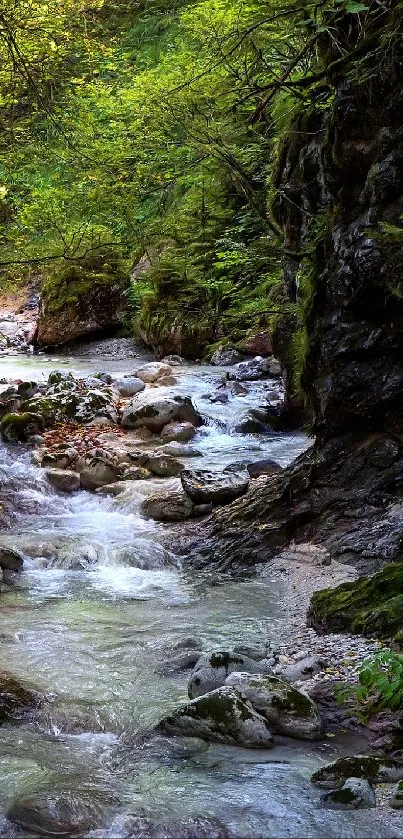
[390,780,403,808]
[181,469,249,505]
[234,414,268,434]
[46,469,81,493]
[311,755,403,789]
[224,673,323,739]
[157,686,273,748]
[112,376,145,397]
[156,442,203,458]
[224,458,282,478]
[243,330,273,356]
[161,355,184,366]
[211,347,242,365]
[1,411,45,442]
[321,778,376,809]
[7,793,106,836]
[147,455,185,478]
[136,362,172,383]
[121,394,202,432]
[158,650,203,675]
[0,673,43,723]
[80,457,121,490]
[232,356,281,381]
[123,466,151,480]
[160,421,196,443]
[0,548,23,572]
[188,651,268,699]
[48,370,75,387]
[281,655,327,683]
[141,491,194,521]
[41,451,70,470]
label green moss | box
[1,412,44,442]
[209,652,243,670]
[311,756,403,789]
[42,251,128,314]
[308,562,403,643]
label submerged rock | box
[7,792,106,836]
[0,673,43,724]
[321,778,376,810]
[141,491,194,522]
[224,673,323,739]
[181,470,249,505]
[311,755,403,789]
[156,686,273,748]
[188,651,267,699]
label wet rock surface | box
[188,651,268,699]
[181,470,249,506]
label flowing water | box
[0,351,401,838]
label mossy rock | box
[1,412,45,443]
[0,673,43,724]
[390,779,403,809]
[308,562,403,643]
[311,755,403,789]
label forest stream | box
[0,346,401,839]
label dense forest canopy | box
[0,0,399,349]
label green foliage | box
[336,651,403,719]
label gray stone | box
[147,455,185,478]
[281,655,327,683]
[321,778,376,809]
[136,362,172,383]
[311,755,403,789]
[156,442,203,458]
[80,457,121,490]
[7,793,105,837]
[390,779,403,809]
[0,548,23,572]
[157,686,273,748]
[181,469,249,505]
[141,491,194,522]
[160,421,196,443]
[224,673,323,739]
[188,651,267,699]
[211,347,242,366]
[113,376,145,397]
[121,394,202,432]
[46,469,81,493]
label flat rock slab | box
[181,469,249,505]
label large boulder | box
[121,394,202,432]
[224,673,323,739]
[181,469,249,505]
[311,755,403,789]
[141,491,194,522]
[211,347,242,366]
[188,651,268,699]
[232,356,281,381]
[36,254,128,346]
[156,686,273,748]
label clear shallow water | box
[0,353,401,838]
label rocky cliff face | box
[186,7,403,573]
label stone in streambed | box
[156,442,203,458]
[7,792,106,837]
[156,686,273,748]
[224,673,322,739]
[135,362,172,383]
[321,778,376,809]
[0,673,43,724]
[311,755,403,789]
[390,779,403,808]
[0,547,23,572]
[147,454,185,478]
[141,491,194,522]
[181,469,249,505]
[122,466,151,481]
[157,650,203,675]
[46,469,81,493]
[160,421,196,443]
[112,375,145,397]
[121,393,202,432]
[188,651,268,699]
[80,457,121,490]
[281,655,327,684]
[1,412,45,443]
